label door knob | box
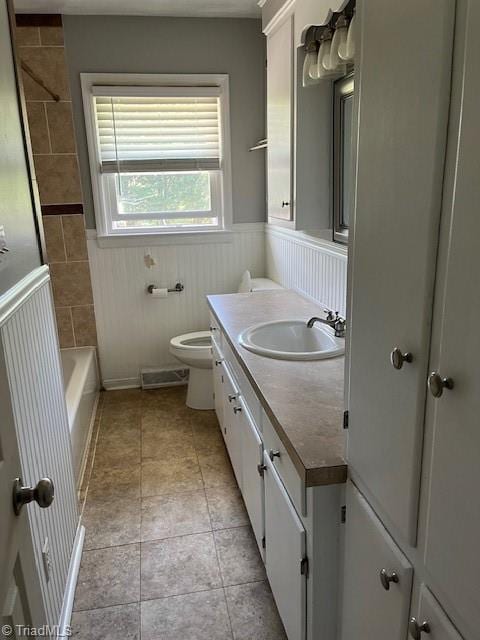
[379,568,399,590]
[428,372,454,398]
[390,348,413,370]
[409,618,430,639]
[13,477,54,516]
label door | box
[0,340,46,636]
[211,341,224,431]
[238,396,264,556]
[1,269,79,637]
[423,4,480,638]
[222,363,243,489]
[409,586,463,640]
[264,452,306,640]
[267,15,293,221]
[347,0,455,544]
[340,482,413,640]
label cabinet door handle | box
[215,359,224,367]
[409,618,430,640]
[379,568,399,590]
[390,348,413,370]
[428,371,454,398]
[233,406,242,414]
[269,449,281,461]
[281,201,290,208]
[209,325,217,331]
[228,394,238,403]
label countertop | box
[207,289,347,487]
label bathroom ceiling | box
[14,0,261,18]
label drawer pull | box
[233,406,242,414]
[379,568,399,590]
[269,449,281,461]
[409,618,430,640]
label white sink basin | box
[238,319,345,361]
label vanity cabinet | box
[344,1,479,639]
[209,313,342,640]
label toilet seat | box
[170,331,211,351]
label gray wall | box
[63,15,266,228]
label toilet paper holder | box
[147,282,184,295]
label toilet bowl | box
[169,331,213,410]
[170,272,284,410]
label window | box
[333,73,354,244]
[81,74,232,237]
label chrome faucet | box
[307,309,346,338]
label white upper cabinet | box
[423,4,480,637]
[341,482,413,640]
[347,0,455,544]
[267,15,293,221]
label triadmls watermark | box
[1,624,72,637]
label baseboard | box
[102,377,141,390]
[57,525,85,639]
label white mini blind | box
[93,86,222,173]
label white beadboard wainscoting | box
[265,225,348,315]
[87,223,265,388]
[0,266,80,634]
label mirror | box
[333,73,354,244]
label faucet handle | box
[324,308,336,321]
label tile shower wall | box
[266,226,348,316]
[15,16,97,348]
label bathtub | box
[61,347,100,490]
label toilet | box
[170,272,283,410]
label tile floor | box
[71,386,287,640]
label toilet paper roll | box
[150,288,168,298]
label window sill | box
[87,228,236,248]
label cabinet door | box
[212,341,224,431]
[222,364,242,490]
[267,16,293,221]
[347,0,455,544]
[239,397,264,555]
[340,482,413,640]
[423,5,480,637]
[410,586,463,640]
[264,452,306,640]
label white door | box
[238,396,264,556]
[347,0,455,544]
[409,586,463,640]
[267,15,293,221]
[264,452,306,640]
[423,5,480,638]
[222,364,242,489]
[340,482,413,640]
[1,269,79,637]
[0,339,47,636]
[211,341,224,432]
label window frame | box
[81,73,233,240]
[333,72,354,245]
